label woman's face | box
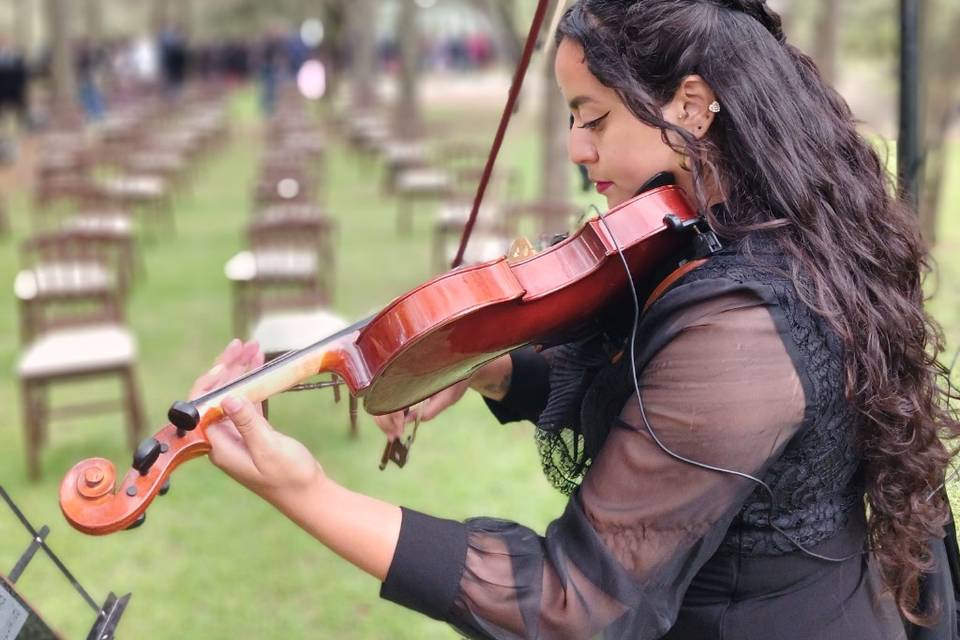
[554,38,692,209]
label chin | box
[604,193,626,209]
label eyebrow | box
[568,95,597,110]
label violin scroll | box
[59,422,211,535]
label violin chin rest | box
[168,401,200,431]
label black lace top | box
[379,236,905,639]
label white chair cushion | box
[62,212,133,237]
[395,168,450,193]
[224,250,318,282]
[250,308,349,354]
[444,234,510,266]
[18,324,136,378]
[100,175,167,198]
[435,202,501,225]
[383,141,428,164]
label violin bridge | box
[506,236,536,262]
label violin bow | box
[450,0,560,269]
[378,0,559,469]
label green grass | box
[0,87,957,639]
[0,90,574,639]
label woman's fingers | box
[206,419,259,480]
[221,396,272,470]
[373,411,405,441]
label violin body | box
[356,184,696,413]
[59,184,699,535]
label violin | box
[59,184,707,535]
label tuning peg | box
[158,480,171,496]
[125,513,146,530]
[132,437,162,475]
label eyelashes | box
[569,111,611,130]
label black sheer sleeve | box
[482,346,552,425]
[382,287,808,639]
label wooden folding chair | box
[225,211,337,337]
[15,262,145,481]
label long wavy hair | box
[557,0,960,625]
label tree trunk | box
[393,0,421,139]
[84,0,103,41]
[178,0,193,39]
[15,0,34,53]
[540,17,569,206]
[769,0,793,42]
[919,2,960,246]
[470,0,522,66]
[348,0,377,109]
[812,0,839,85]
[150,0,168,33]
[45,0,77,126]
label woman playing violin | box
[192,1,959,638]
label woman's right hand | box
[372,378,472,441]
[371,353,513,441]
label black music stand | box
[0,485,130,640]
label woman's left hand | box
[190,340,325,502]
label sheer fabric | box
[380,289,903,639]
[451,293,807,638]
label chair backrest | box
[16,229,130,341]
[247,214,335,255]
[504,199,584,237]
[32,171,104,211]
[15,266,125,345]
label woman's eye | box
[577,111,610,130]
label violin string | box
[592,205,858,563]
[191,313,375,406]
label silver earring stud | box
[708,101,721,114]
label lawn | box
[0,86,957,639]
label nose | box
[567,127,598,166]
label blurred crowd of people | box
[0,23,326,163]
[378,31,497,74]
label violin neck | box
[175,317,368,431]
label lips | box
[595,181,613,194]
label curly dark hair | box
[557,0,960,626]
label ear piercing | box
[708,101,721,113]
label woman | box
[193,1,959,637]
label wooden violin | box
[59,185,705,535]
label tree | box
[540,0,570,202]
[812,0,839,85]
[347,0,377,109]
[919,1,960,244]
[393,0,421,139]
[14,0,34,53]
[45,0,77,126]
[85,0,103,41]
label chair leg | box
[398,198,413,235]
[122,368,146,449]
[28,380,50,448]
[20,380,41,481]
[233,282,247,339]
[348,397,358,439]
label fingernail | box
[208,363,224,376]
[221,396,242,412]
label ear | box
[665,75,718,139]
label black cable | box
[593,207,859,563]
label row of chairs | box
[225,90,357,434]
[14,90,231,480]
[345,109,585,273]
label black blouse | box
[379,259,906,639]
